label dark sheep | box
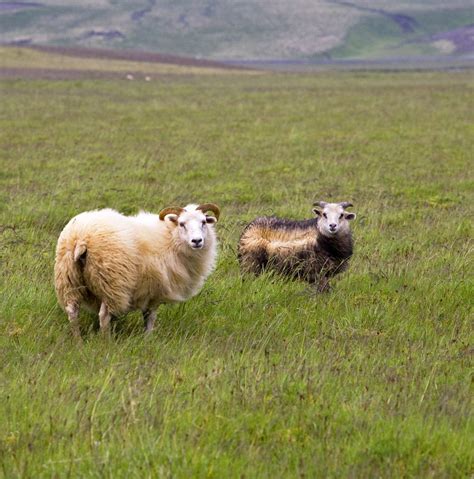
[238,201,356,291]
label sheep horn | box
[339,202,353,209]
[313,201,328,208]
[197,203,220,220]
[159,206,184,221]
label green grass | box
[0,67,473,477]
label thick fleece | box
[54,206,218,330]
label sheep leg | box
[316,276,331,293]
[65,303,81,340]
[99,302,112,334]
[143,309,157,333]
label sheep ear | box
[205,215,217,224]
[312,208,321,217]
[164,213,178,223]
[345,212,356,220]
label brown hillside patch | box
[0,46,255,80]
[29,45,247,70]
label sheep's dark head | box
[312,201,356,236]
[159,203,220,250]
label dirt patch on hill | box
[29,45,245,70]
[0,45,252,80]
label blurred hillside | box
[1,0,473,61]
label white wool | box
[54,204,219,335]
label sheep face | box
[312,202,356,237]
[163,205,217,250]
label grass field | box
[0,59,473,477]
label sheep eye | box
[202,220,206,226]
[179,222,185,228]
[323,213,327,218]
[339,214,344,219]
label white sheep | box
[54,203,220,338]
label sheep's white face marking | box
[166,207,216,250]
[313,203,356,236]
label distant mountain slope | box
[0,0,473,60]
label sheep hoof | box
[70,328,83,344]
[66,303,82,340]
[143,309,157,333]
[99,302,112,335]
[316,282,331,293]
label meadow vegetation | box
[0,61,472,477]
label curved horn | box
[197,203,220,220]
[159,206,183,221]
[339,202,353,209]
[313,201,328,208]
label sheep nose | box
[329,223,337,230]
[191,238,203,247]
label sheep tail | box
[73,241,87,263]
[54,239,88,310]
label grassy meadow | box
[0,60,473,477]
